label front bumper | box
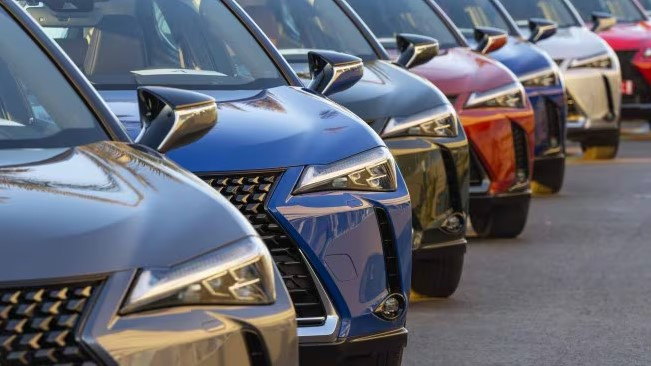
[562,67,621,140]
[299,327,407,366]
[385,130,469,256]
[460,107,535,196]
[526,85,567,160]
[84,269,298,365]
[267,167,412,345]
[615,49,651,120]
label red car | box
[349,0,535,238]
[572,0,651,121]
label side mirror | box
[591,11,617,32]
[528,18,557,43]
[307,50,364,96]
[395,33,439,69]
[473,27,508,54]
[136,86,217,153]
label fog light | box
[442,213,465,234]
[374,294,406,321]
[516,169,528,183]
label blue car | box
[24,0,413,362]
[438,0,568,193]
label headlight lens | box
[294,147,397,194]
[519,68,558,87]
[121,236,275,314]
[382,104,459,138]
[465,82,526,109]
[569,53,613,69]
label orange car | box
[349,0,535,238]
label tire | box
[581,143,618,160]
[411,253,464,298]
[532,158,565,195]
[470,194,530,238]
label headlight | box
[569,53,613,69]
[465,82,526,109]
[382,104,459,138]
[294,147,397,194]
[519,68,558,87]
[121,236,275,314]
[643,48,651,58]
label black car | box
[237,0,470,299]
[0,1,299,364]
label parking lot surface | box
[405,138,651,366]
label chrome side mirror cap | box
[307,50,364,96]
[591,11,617,32]
[528,18,557,43]
[395,33,439,69]
[474,27,508,54]
[136,86,217,153]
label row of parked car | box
[1,0,649,365]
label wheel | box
[581,143,618,160]
[411,253,464,298]
[470,194,530,238]
[532,158,566,195]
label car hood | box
[289,59,448,123]
[532,26,612,62]
[488,37,554,77]
[597,22,651,49]
[101,86,383,173]
[401,47,517,98]
[0,141,255,282]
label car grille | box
[201,172,327,325]
[0,280,101,365]
[511,123,530,182]
[469,146,485,187]
[616,50,651,104]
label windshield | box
[0,8,106,149]
[571,0,646,23]
[640,0,651,10]
[347,0,462,50]
[235,0,377,62]
[500,0,581,28]
[437,0,518,39]
[22,0,285,90]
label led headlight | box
[569,53,613,69]
[294,147,397,194]
[519,68,558,87]
[465,82,526,109]
[382,104,459,138]
[121,236,275,314]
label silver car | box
[500,0,622,159]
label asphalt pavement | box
[404,137,651,366]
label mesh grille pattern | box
[0,281,100,365]
[201,173,326,324]
[616,51,651,104]
[511,123,530,181]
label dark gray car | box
[0,1,297,364]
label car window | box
[347,0,462,50]
[0,8,106,149]
[571,0,646,23]
[22,0,286,90]
[500,0,581,28]
[437,0,518,39]
[235,0,377,62]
